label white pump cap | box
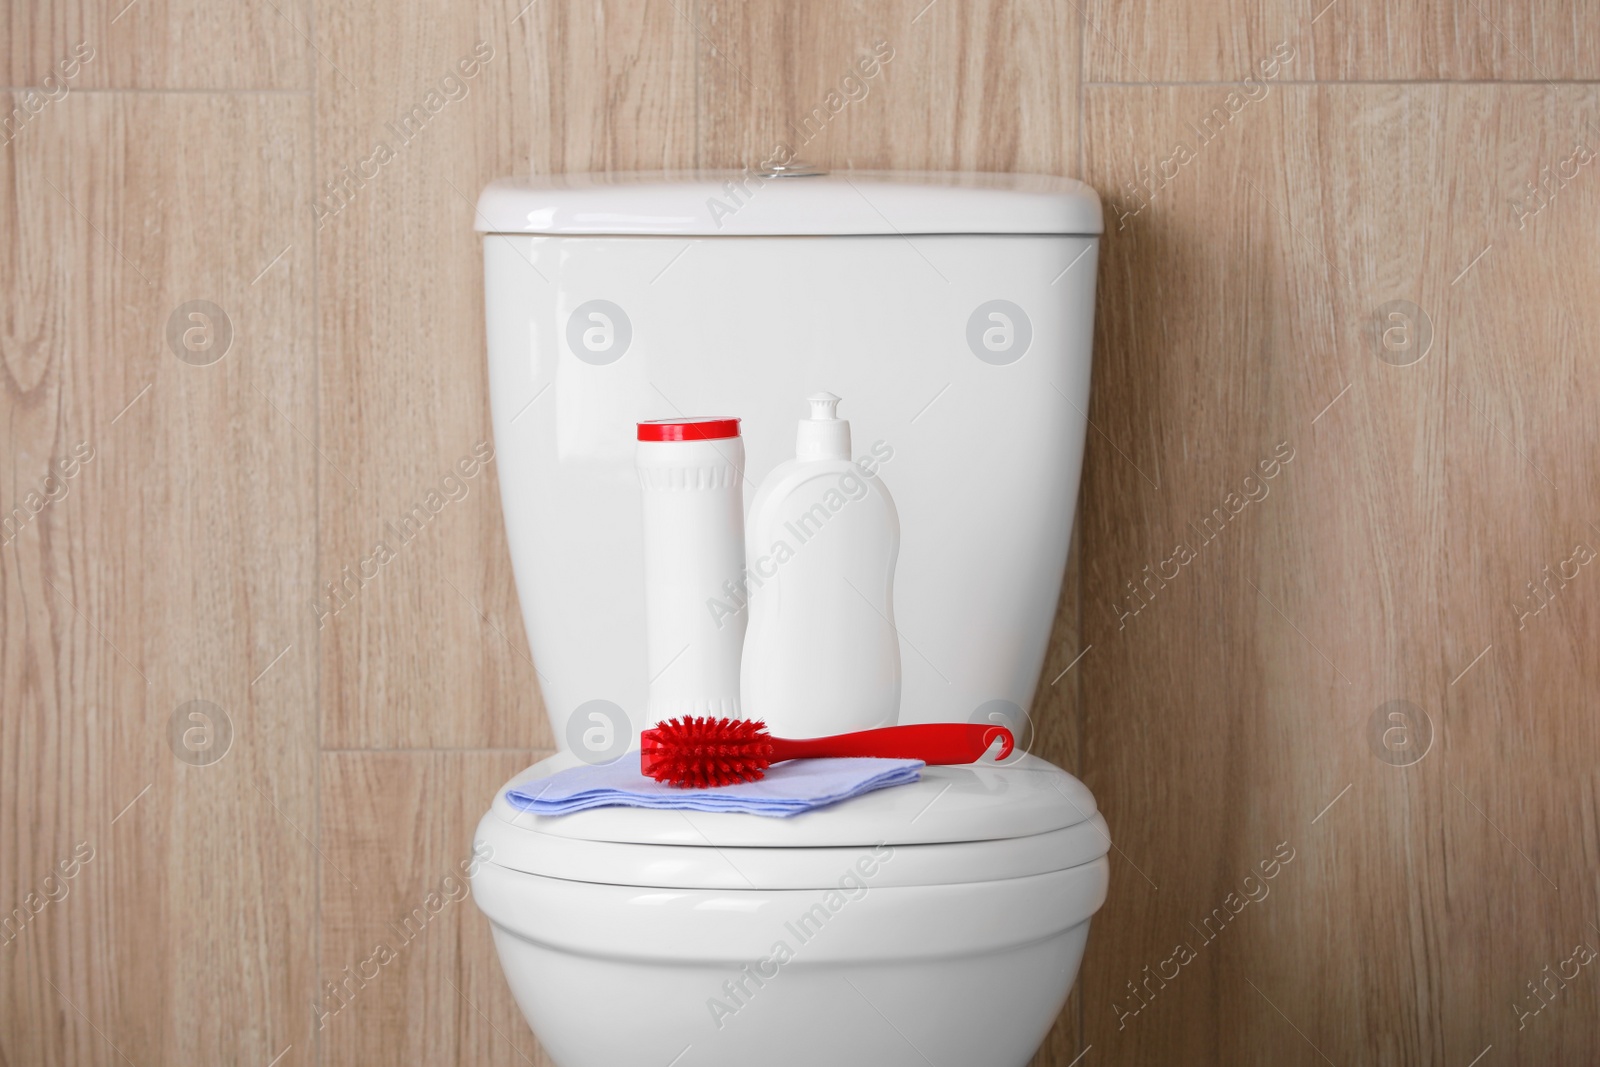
[795,392,851,461]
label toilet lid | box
[476,752,1110,889]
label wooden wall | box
[3,1,1597,1064]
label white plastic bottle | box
[740,393,900,738]
[636,417,746,726]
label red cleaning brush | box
[640,717,1015,788]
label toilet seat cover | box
[477,752,1108,890]
[490,752,1096,847]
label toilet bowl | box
[473,751,1109,1067]
[471,170,1107,1065]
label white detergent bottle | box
[740,393,900,737]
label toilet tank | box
[477,171,1102,754]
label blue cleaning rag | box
[505,756,924,817]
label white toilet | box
[470,170,1108,1067]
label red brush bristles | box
[641,716,774,788]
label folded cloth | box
[505,756,924,818]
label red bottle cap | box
[637,417,741,442]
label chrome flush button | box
[755,161,829,179]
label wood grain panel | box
[523,0,699,172]
[320,750,550,1067]
[1079,82,1600,1066]
[0,0,307,89]
[315,0,581,749]
[0,92,315,1065]
[1083,0,1600,82]
[697,0,1079,174]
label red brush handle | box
[766,723,1013,765]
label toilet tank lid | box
[474,171,1103,236]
